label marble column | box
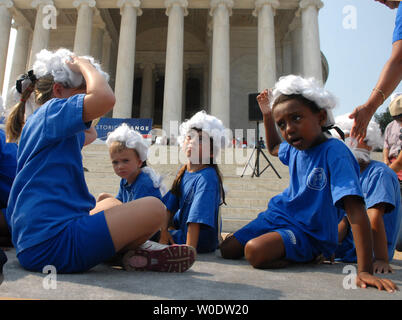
[282,35,292,76]
[162,0,188,135]
[7,22,31,99]
[29,0,54,67]
[253,0,279,92]
[113,0,142,118]
[90,8,105,61]
[139,63,155,119]
[209,0,233,129]
[73,0,96,56]
[289,15,303,76]
[300,0,324,84]
[0,0,13,93]
[182,63,189,118]
[101,32,112,74]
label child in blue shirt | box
[161,111,226,253]
[220,75,397,292]
[332,114,401,273]
[5,48,195,274]
[96,123,165,204]
[0,128,17,247]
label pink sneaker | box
[122,241,196,273]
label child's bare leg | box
[220,233,245,259]
[104,196,166,252]
[90,197,122,215]
[97,193,114,202]
[244,232,287,269]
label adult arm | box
[350,40,402,142]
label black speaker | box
[248,92,262,121]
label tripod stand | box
[240,121,281,179]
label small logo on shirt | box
[307,168,327,191]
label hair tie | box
[16,70,37,94]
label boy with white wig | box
[220,75,398,292]
[5,48,195,274]
[331,114,401,273]
[97,123,166,203]
[161,111,227,253]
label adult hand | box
[349,103,377,143]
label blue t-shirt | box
[6,94,94,255]
[162,166,221,253]
[261,139,363,258]
[0,129,17,209]
[336,161,401,262]
[116,171,162,202]
[393,4,402,43]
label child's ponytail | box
[5,82,35,143]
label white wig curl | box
[33,48,109,88]
[331,113,383,150]
[106,123,149,162]
[178,110,227,159]
[271,75,337,127]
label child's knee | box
[142,197,167,225]
[244,239,264,268]
[220,234,244,259]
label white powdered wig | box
[271,75,337,127]
[106,123,149,161]
[331,113,383,150]
[33,48,109,88]
[178,110,227,159]
[106,123,167,195]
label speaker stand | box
[240,121,281,179]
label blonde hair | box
[5,74,54,143]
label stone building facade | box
[0,0,328,132]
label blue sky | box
[319,0,402,117]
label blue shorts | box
[17,211,116,273]
[233,212,320,262]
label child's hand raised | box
[65,56,92,74]
[256,89,272,116]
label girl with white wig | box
[5,48,195,274]
[331,113,401,273]
[97,123,166,203]
[161,111,226,253]
[220,75,398,292]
